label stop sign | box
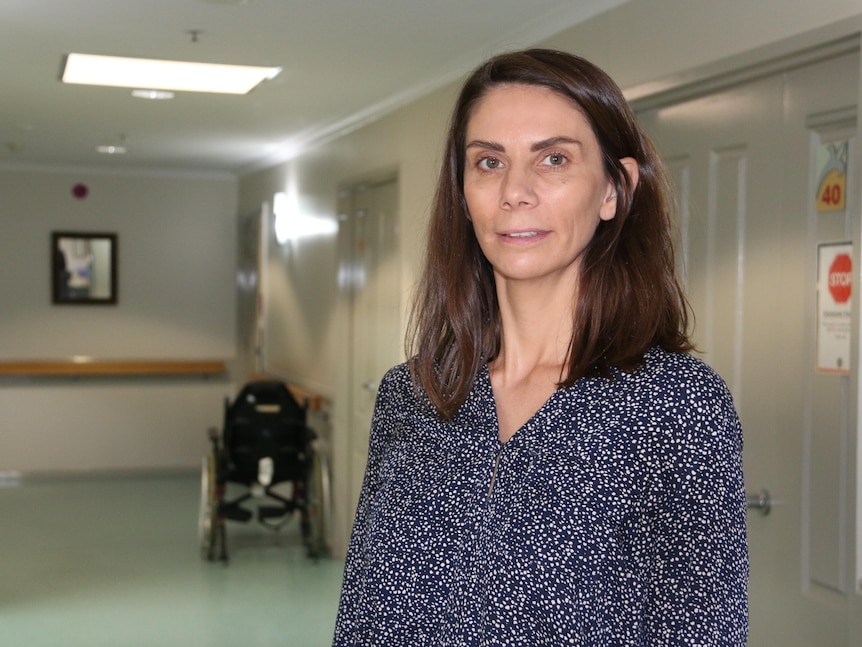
[828,253,852,304]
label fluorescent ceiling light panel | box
[61,53,281,95]
[131,89,175,100]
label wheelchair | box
[198,380,330,561]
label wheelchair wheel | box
[304,449,331,558]
[198,452,220,561]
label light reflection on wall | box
[273,190,337,244]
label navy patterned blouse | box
[333,347,748,646]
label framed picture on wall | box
[51,231,118,305]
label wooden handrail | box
[247,372,326,412]
[0,361,325,412]
[0,359,226,377]
[285,383,324,412]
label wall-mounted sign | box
[815,140,848,213]
[816,242,852,374]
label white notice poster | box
[816,242,852,374]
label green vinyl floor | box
[1,473,345,647]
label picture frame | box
[51,231,118,305]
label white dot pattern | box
[333,348,748,646]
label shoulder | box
[378,361,413,391]
[372,362,415,409]
[638,346,722,379]
[608,348,741,449]
[372,361,440,423]
[639,348,741,452]
[620,347,733,406]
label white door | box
[339,177,401,526]
[637,45,860,646]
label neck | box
[491,275,575,383]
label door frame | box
[331,170,400,558]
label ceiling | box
[0,0,622,175]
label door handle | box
[362,381,380,393]
[746,489,772,516]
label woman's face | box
[463,83,629,288]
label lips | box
[499,229,549,241]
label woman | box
[333,49,748,646]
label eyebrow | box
[465,139,504,152]
[464,135,583,153]
[530,136,582,151]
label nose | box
[500,166,536,209]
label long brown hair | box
[407,48,692,420]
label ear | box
[620,157,640,192]
[599,157,640,222]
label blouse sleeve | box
[644,371,749,646]
[331,366,400,645]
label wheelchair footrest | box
[258,505,289,521]
[220,504,253,522]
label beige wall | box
[238,84,456,389]
[0,167,238,474]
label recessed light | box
[62,53,281,95]
[131,89,175,100]
[96,145,127,155]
